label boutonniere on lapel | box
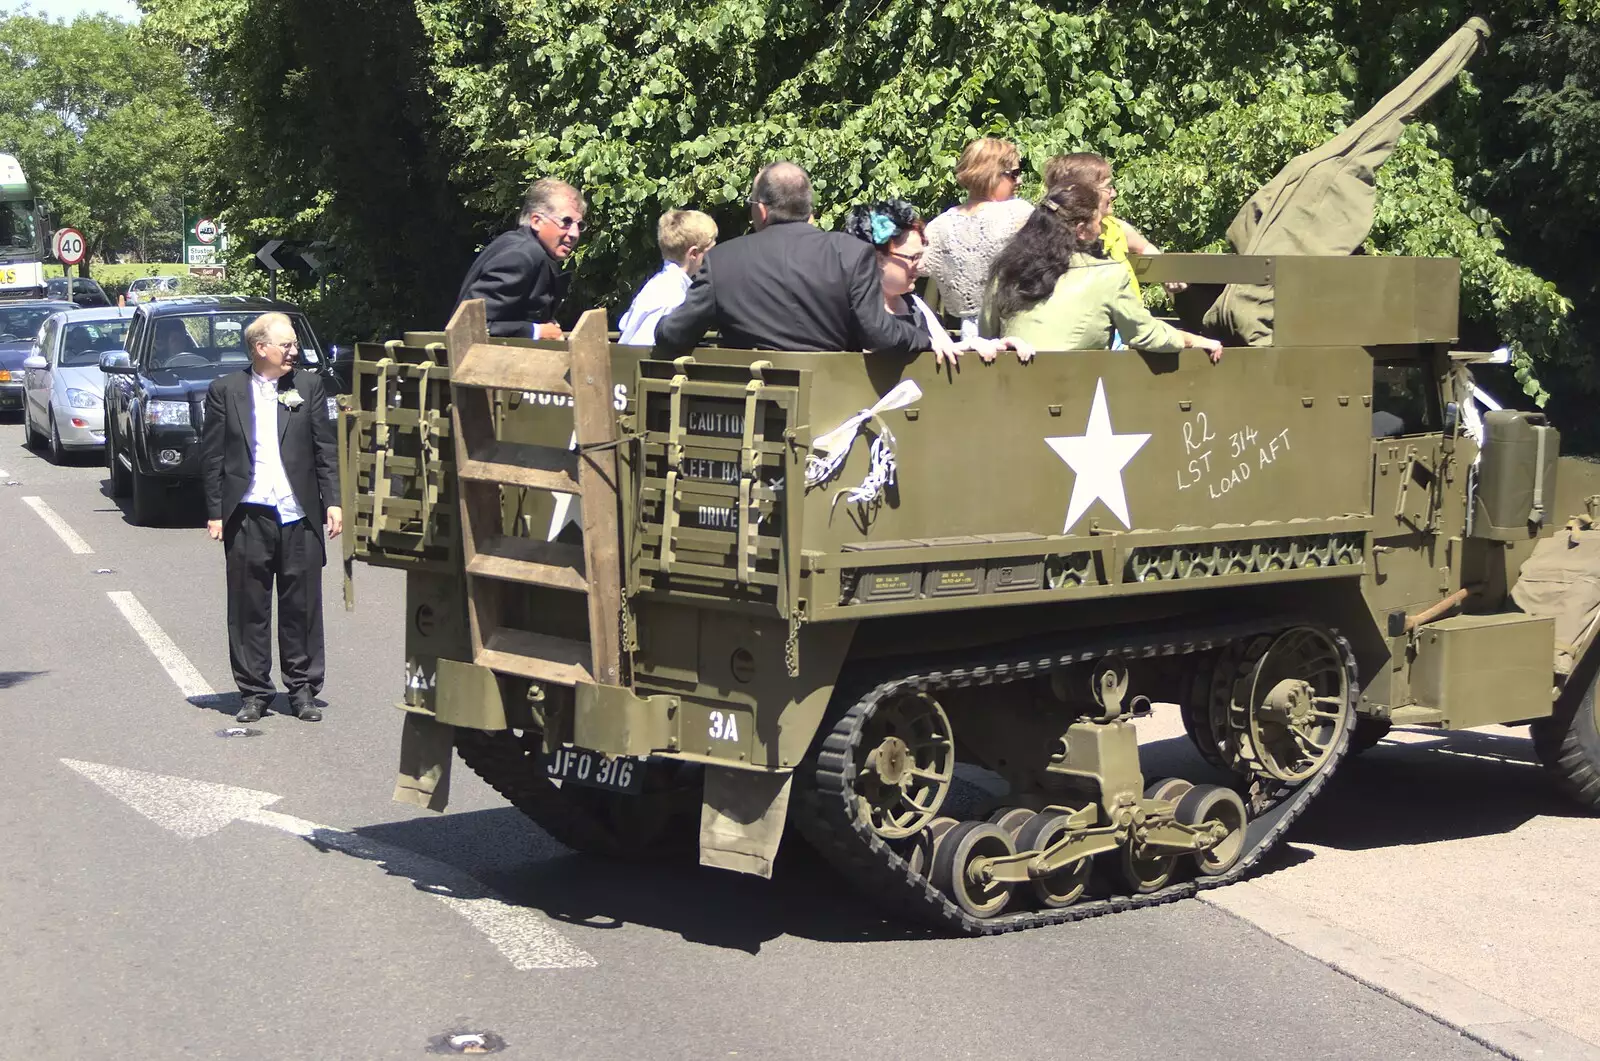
[277,374,304,410]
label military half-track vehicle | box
[339,244,1600,935]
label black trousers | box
[225,504,325,700]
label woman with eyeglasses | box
[921,138,1035,343]
[844,199,1033,366]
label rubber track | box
[791,617,1357,936]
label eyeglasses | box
[887,250,924,269]
[264,339,299,352]
[535,213,586,233]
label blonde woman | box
[922,137,1034,341]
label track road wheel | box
[986,806,1035,840]
[1144,778,1195,804]
[930,821,1015,919]
[906,816,960,877]
[1230,626,1352,783]
[1117,842,1177,895]
[1175,784,1248,876]
[1533,666,1600,810]
[1014,811,1091,909]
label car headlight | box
[67,388,101,409]
[144,399,190,426]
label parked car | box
[20,306,134,461]
[0,299,75,417]
[124,275,181,304]
[102,295,327,525]
[44,276,111,307]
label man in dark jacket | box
[201,313,341,724]
[456,178,586,339]
[653,162,932,357]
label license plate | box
[540,745,643,794]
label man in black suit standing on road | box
[201,312,341,724]
[456,177,586,339]
[653,161,933,357]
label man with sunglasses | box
[457,178,586,339]
[201,312,341,724]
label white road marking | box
[21,495,93,554]
[106,591,215,698]
[61,758,596,970]
[0,465,12,478]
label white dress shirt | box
[617,262,692,346]
[241,371,305,524]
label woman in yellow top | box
[980,184,1223,360]
[1043,152,1185,299]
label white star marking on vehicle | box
[1045,378,1151,532]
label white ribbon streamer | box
[806,379,924,497]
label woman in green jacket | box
[981,185,1223,362]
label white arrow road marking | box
[22,495,94,554]
[107,591,215,699]
[61,758,597,970]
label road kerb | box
[1201,881,1600,1060]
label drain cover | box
[425,1031,507,1055]
[214,727,263,738]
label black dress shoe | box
[291,692,323,722]
[235,696,271,723]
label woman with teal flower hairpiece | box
[844,199,1034,367]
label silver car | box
[21,306,135,461]
[125,275,181,304]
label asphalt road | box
[0,429,1507,1061]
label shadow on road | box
[315,723,1582,955]
[0,670,47,689]
[351,806,930,954]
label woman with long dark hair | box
[981,185,1222,360]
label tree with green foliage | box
[0,11,215,266]
[144,0,1600,418]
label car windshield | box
[148,312,321,375]
[0,305,55,341]
[0,201,37,253]
[60,320,128,367]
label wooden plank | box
[452,342,572,395]
[478,627,594,686]
[457,440,581,493]
[568,308,625,685]
[448,299,497,662]
[467,535,588,592]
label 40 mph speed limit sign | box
[53,228,86,267]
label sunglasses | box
[1003,167,1024,179]
[536,213,586,234]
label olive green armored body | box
[339,244,1600,934]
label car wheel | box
[22,399,45,449]
[107,428,132,497]
[130,465,162,526]
[47,412,64,465]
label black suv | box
[45,276,111,307]
[101,296,327,525]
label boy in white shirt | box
[617,209,718,345]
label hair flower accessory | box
[869,212,898,245]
